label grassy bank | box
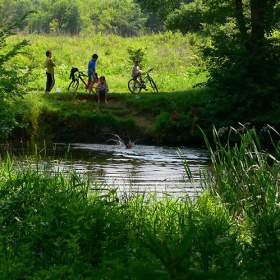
[6,32,214,145]
[15,86,211,145]
[6,32,280,145]
[1,127,280,279]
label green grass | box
[1,126,280,279]
[13,86,211,145]
[11,32,207,94]
[8,32,280,145]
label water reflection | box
[55,143,210,197]
[0,142,210,197]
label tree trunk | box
[250,0,265,53]
[235,0,250,50]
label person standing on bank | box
[45,50,55,94]
[88,53,99,94]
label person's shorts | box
[89,74,97,83]
[98,89,106,95]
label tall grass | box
[201,124,280,279]
[1,125,280,278]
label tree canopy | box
[0,0,159,36]
[138,0,280,124]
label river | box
[1,141,211,197]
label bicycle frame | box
[143,73,152,83]
[68,70,90,92]
[127,68,158,94]
[77,71,88,87]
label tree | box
[0,13,31,139]
[50,0,81,35]
[136,0,280,124]
[200,0,280,123]
[165,1,204,34]
[90,0,147,37]
[134,0,193,20]
[0,0,34,30]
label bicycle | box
[128,68,158,94]
[68,67,89,92]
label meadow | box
[12,32,207,94]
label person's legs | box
[49,74,55,92]
[89,74,97,94]
[105,90,108,103]
[98,89,106,103]
[46,72,54,93]
[96,90,100,103]
[138,73,144,83]
[46,72,49,93]
[89,75,94,94]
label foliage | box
[150,89,209,145]
[18,31,206,93]
[133,0,280,129]
[127,46,146,63]
[90,0,147,37]
[4,31,280,145]
[134,0,193,20]
[27,0,82,35]
[0,154,237,279]
[203,25,280,101]
[0,13,32,139]
[3,32,210,144]
[0,0,157,36]
[166,1,204,34]
[201,124,280,279]
[199,0,280,122]
[0,0,33,29]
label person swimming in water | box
[124,138,133,149]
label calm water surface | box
[49,143,211,197]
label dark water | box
[54,143,210,197]
[1,141,210,197]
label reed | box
[201,123,280,279]
[1,125,280,279]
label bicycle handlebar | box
[78,71,87,76]
[143,68,154,75]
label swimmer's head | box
[125,138,133,149]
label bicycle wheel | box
[128,79,141,94]
[68,79,79,92]
[149,78,158,93]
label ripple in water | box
[53,143,211,197]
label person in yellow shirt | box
[45,50,56,94]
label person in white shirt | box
[95,75,109,104]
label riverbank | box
[13,89,211,146]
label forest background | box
[1,0,280,145]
